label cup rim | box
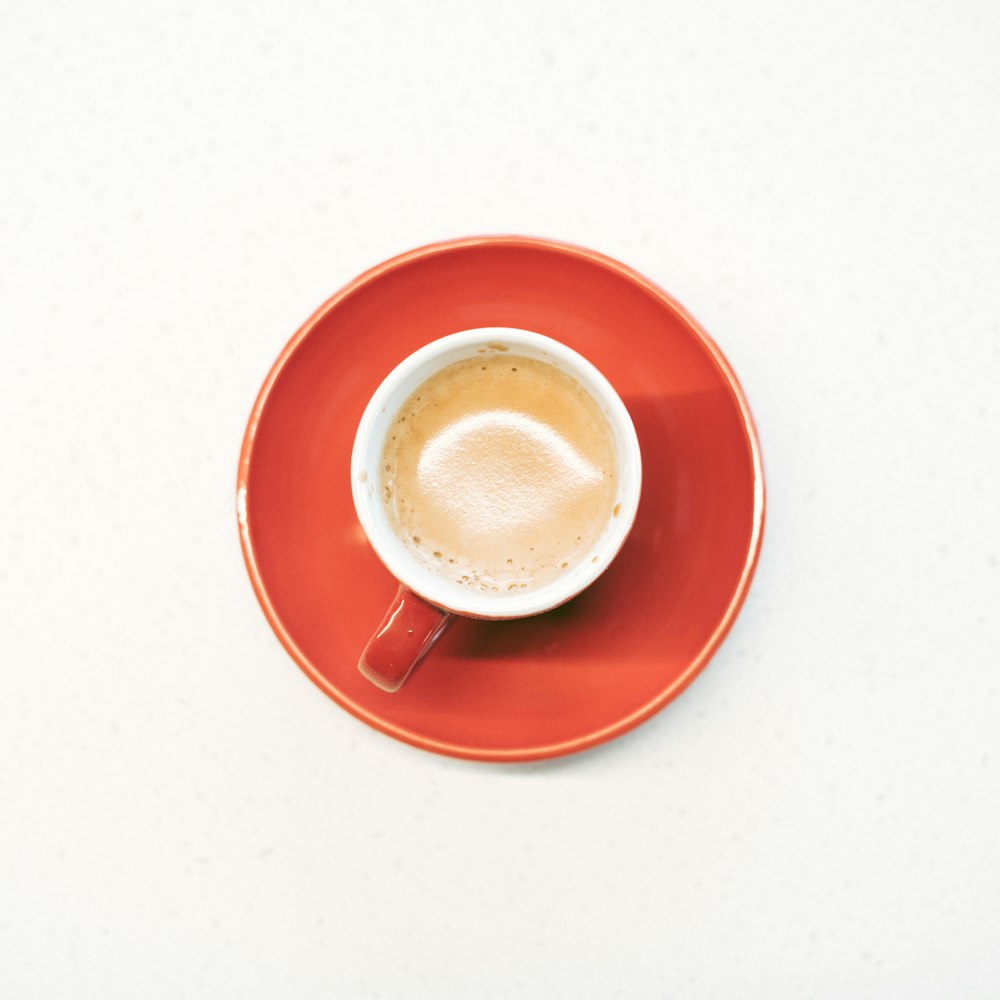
[350,327,643,619]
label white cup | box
[351,327,642,691]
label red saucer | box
[237,236,764,761]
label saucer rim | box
[236,234,766,763]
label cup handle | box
[358,585,455,692]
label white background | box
[2,1,999,997]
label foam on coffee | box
[380,352,618,592]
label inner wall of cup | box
[353,330,640,619]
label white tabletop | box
[3,2,999,997]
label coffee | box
[380,353,618,593]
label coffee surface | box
[380,353,617,592]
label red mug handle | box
[359,585,455,692]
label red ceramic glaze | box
[237,236,765,761]
[359,586,454,693]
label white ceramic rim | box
[350,328,642,619]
